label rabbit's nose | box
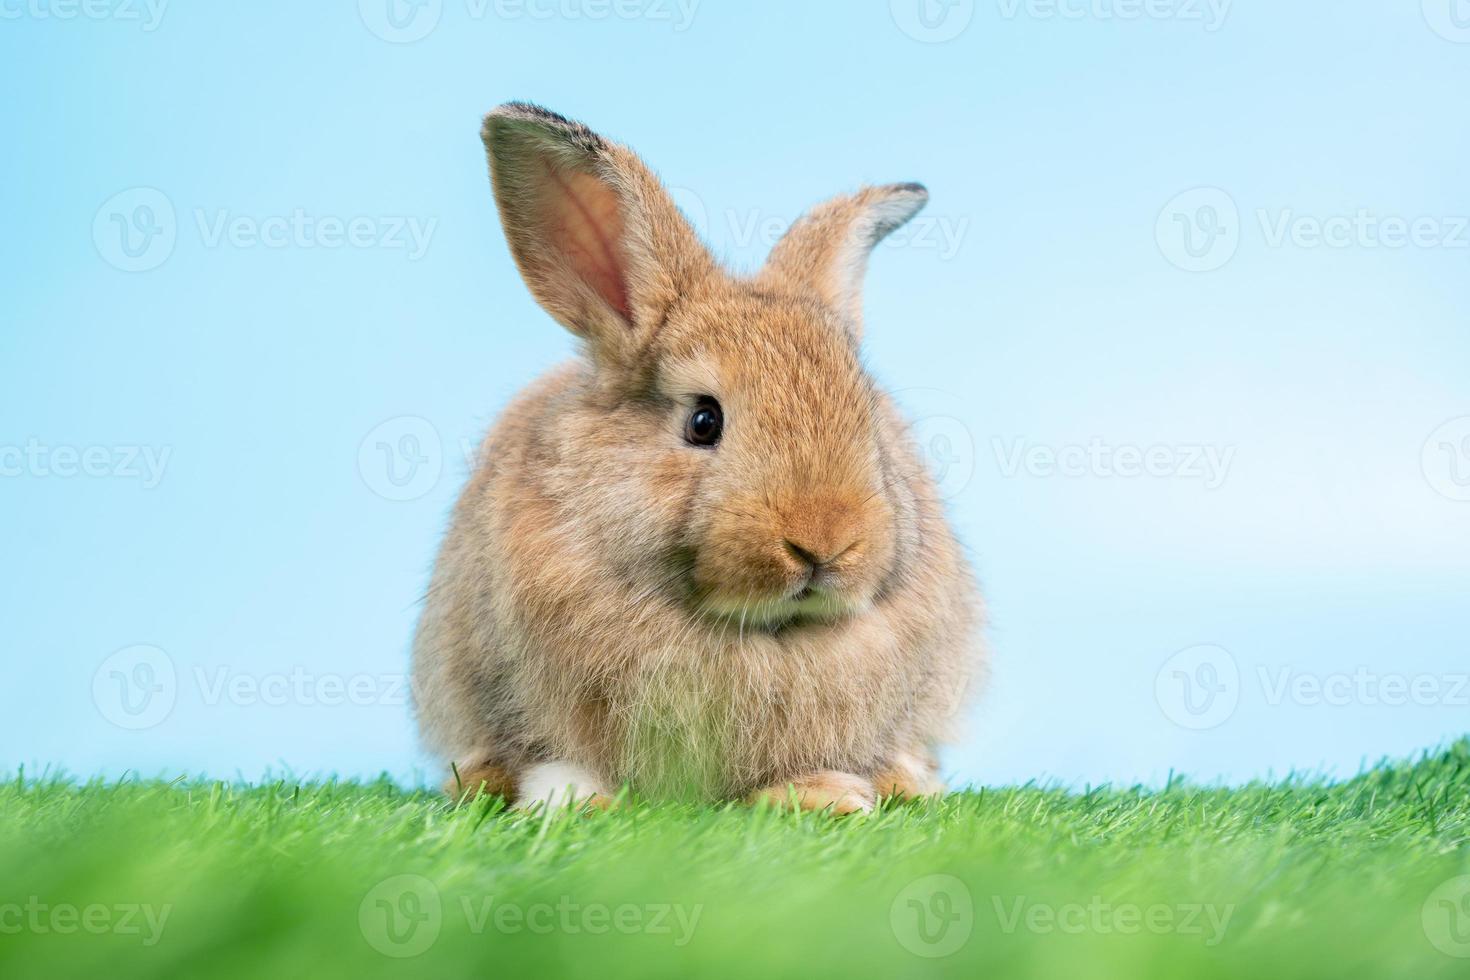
[775,493,867,577]
[782,536,859,573]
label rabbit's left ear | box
[758,183,928,340]
[483,103,715,366]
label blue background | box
[2,0,1467,788]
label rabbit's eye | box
[684,397,723,448]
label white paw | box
[513,761,608,811]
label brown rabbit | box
[412,103,984,813]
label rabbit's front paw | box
[748,771,875,815]
[871,751,945,802]
[445,757,516,801]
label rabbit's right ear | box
[483,103,714,362]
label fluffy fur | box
[413,102,985,810]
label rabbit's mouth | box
[696,585,860,632]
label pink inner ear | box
[544,165,631,320]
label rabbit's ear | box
[483,103,714,359]
[758,183,928,340]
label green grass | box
[4,743,1470,979]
